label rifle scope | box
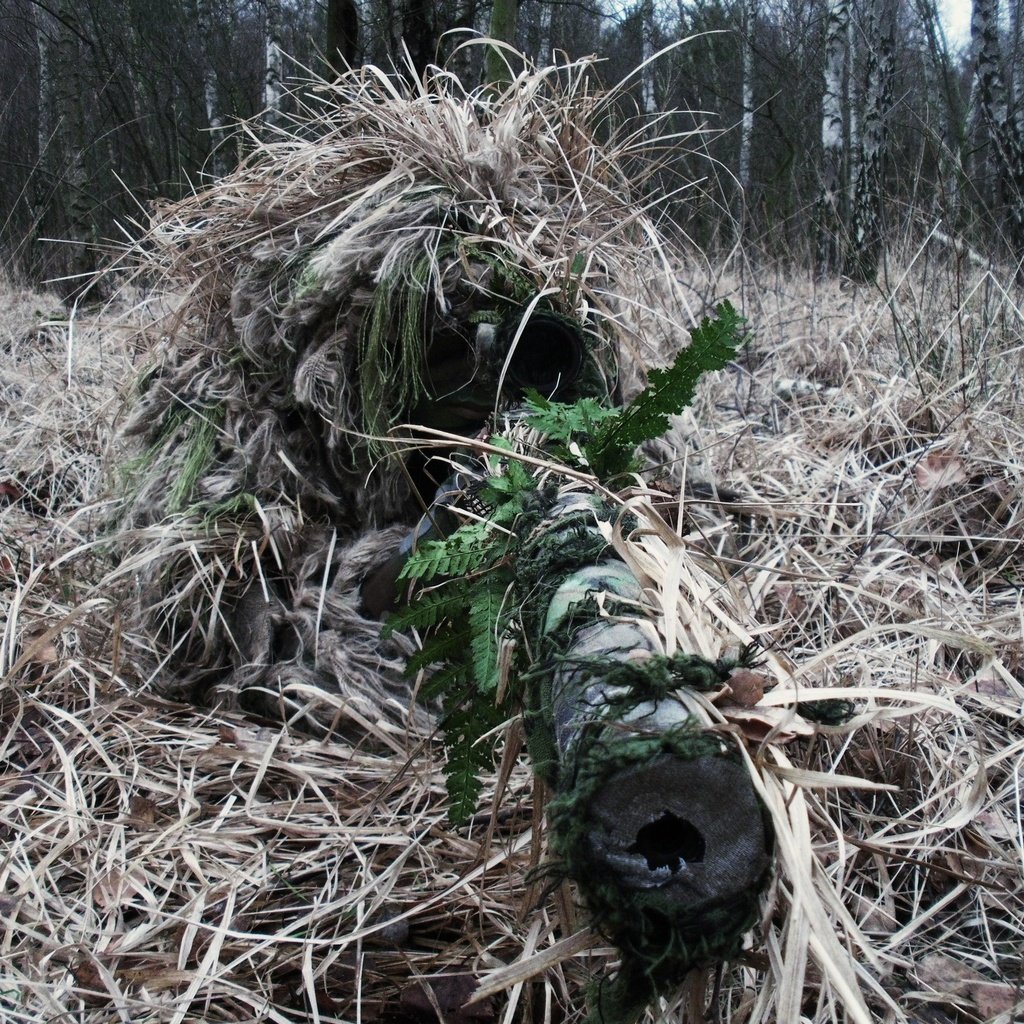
[499,311,586,399]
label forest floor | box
[1,253,1022,1024]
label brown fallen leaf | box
[773,582,806,617]
[69,957,110,1005]
[20,632,59,666]
[916,954,1019,1019]
[91,867,152,910]
[719,706,817,745]
[400,974,495,1023]
[0,480,24,504]
[723,669,767,707]
[914,452,968,490]
[127,794,158,827]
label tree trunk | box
[265,0,283,125]
[846,0,897,282]
[198,0,227,177]
[816,0,849,274]
[326,0,359,78]
[534,0,553,64]
[484,0,519,86]
[53,0,94,291]
[738,0,755,201]
[914,0,968,227]
[972,0,1024,257]
[640,0,657,114]
[32,1,54,249]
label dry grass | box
[1,250,1022,1024]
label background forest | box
[1,0,1022,290]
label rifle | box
[368,305,777,1023]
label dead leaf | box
[0,480,24,503]
[969,671,1013,698]
[917,954,1019,1018]
[70,958,110,1005]
[400,975,495,1023]
[21,632,59,666]
[773,582,805,617]
[914,452,968,490]
[970,981,1019,1019]
[971,810,1016,841]
[92,867,151,910]
[719,707,817,744]
[723,669,767,707]
[127,794,158,827]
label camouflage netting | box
[117,58,696,727]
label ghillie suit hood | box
[118,58,699,725]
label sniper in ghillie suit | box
[114,54,887,1024]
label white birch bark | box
[54,0,93,287]
[198,0,227,176]
[738,0,756,196]
[847,0,897,280]
[640,0,657,115]
[972,0,1024,252]
[34,5,52,165]
[817,0,850,272]
[845,6,858,204]
[971,0,1002,193]
[535,0,553,65]
[265,0,283,125]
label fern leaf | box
[469,575,510,694]
[399,520,501,582]
[439,695,507,823]
[382,582,469,637]
[523,392,619,447]
[589,302,745,477]
[405,629,474,675]
[420,658,471,700]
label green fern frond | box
[589,302,745,477]
[439,694,508,822]
[398,519,505,582]
[405,629,475,676]
[469,574,512,694]
[382,582,470,637]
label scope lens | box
[504,313,585,397]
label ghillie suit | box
[120,60,685,724]
[118,59,789,1023]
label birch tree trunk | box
[738,0,755,202]
[640,0,657,115]
[971,0,1024,256]
[264,0,283,125]
[32,2,54,240]
[816,0,849,274]
[534,0,553,64]
[198,0,227,177]
[914,0,968,226]
[846,0,897,281]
